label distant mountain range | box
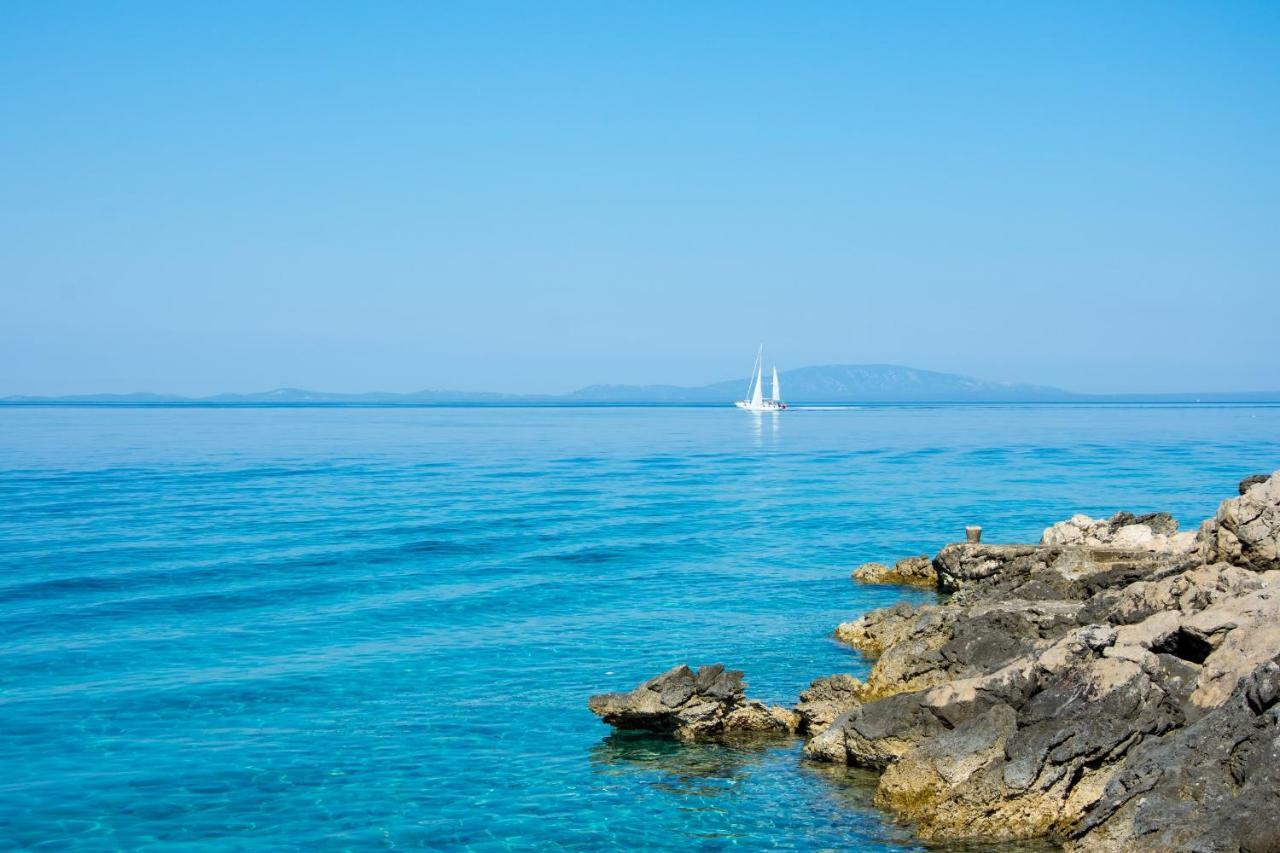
[4,364,1279,405]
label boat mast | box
[747,343,757,404]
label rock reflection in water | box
[589,731,775,800]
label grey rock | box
[594,473,1280,848]
[1240,473,1270,495]
[1071,656,1280,852]
[1110,511,1179,537]
[588,664,797,740]
[1201,470,1280,572]
[795,674,864,734]
[933,544,1041,590]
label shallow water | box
[1,404,1277,850]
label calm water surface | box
[1,405,1278,850]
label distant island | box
[4,364,1279,405]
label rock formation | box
[1068,655,1280,852]
[811,470,1280,847]
[851,555,937,587]
[795,674,865,734]
[591,470,1280,849]
[1040,511,1197,554]
[587,664,798,740]
[1200,472,1280,572]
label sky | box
[2,2,1278,396]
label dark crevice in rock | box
[1152,626,1215,664]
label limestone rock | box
[1183,584,1280,708]
[1041,511,1195,554]
[814,623,1184,841]
[933,544,1040,590]
[874,703,1021,839]
[1104,561,1265,625]
[834,601,932,656]
[588,664,796,740]
[852,555,937,587]
[1240,473,1270,494]
[1200,470,1280,572]
[795,674,864,734]
[1071,656,1280,852]
[850,562,890,582]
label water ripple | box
[0,404,1277,850]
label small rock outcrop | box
[852,555,937,587]
[587,664,797,740]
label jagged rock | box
[1104,561,1265,625]
[834,601,931,656]
[857,601,1068,701]
[837,593,1087,703]
[1182,582,1280,708]
[814,624,1185,841]
[795,674,864,734]
[588,664,797,740]
[945,546,1190,606]
[803,688,955,768]
[1041,511,1196,554]
[874,703,1021,838]
[851,562,890,582]
[1241,473,1270,494]
[852,555,937,587]
[894,555,937,585]
[1070,656,1280,852]
[1200,470,1280,572]
[593,475,1280,848]
[933,544,1040,590]
[1111,511,1180,537]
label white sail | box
[734,345,786,412]
[750,350,764,407]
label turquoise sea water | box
[2,404,1278,851]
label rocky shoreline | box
[588,471,1280,850]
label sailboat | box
[734,346,787,411]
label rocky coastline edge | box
[588,471,1280,851]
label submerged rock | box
[587,664,797,740]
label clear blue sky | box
[3,2,1278,396]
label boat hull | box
[734,400,787,411]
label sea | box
[2,403,1278,851]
